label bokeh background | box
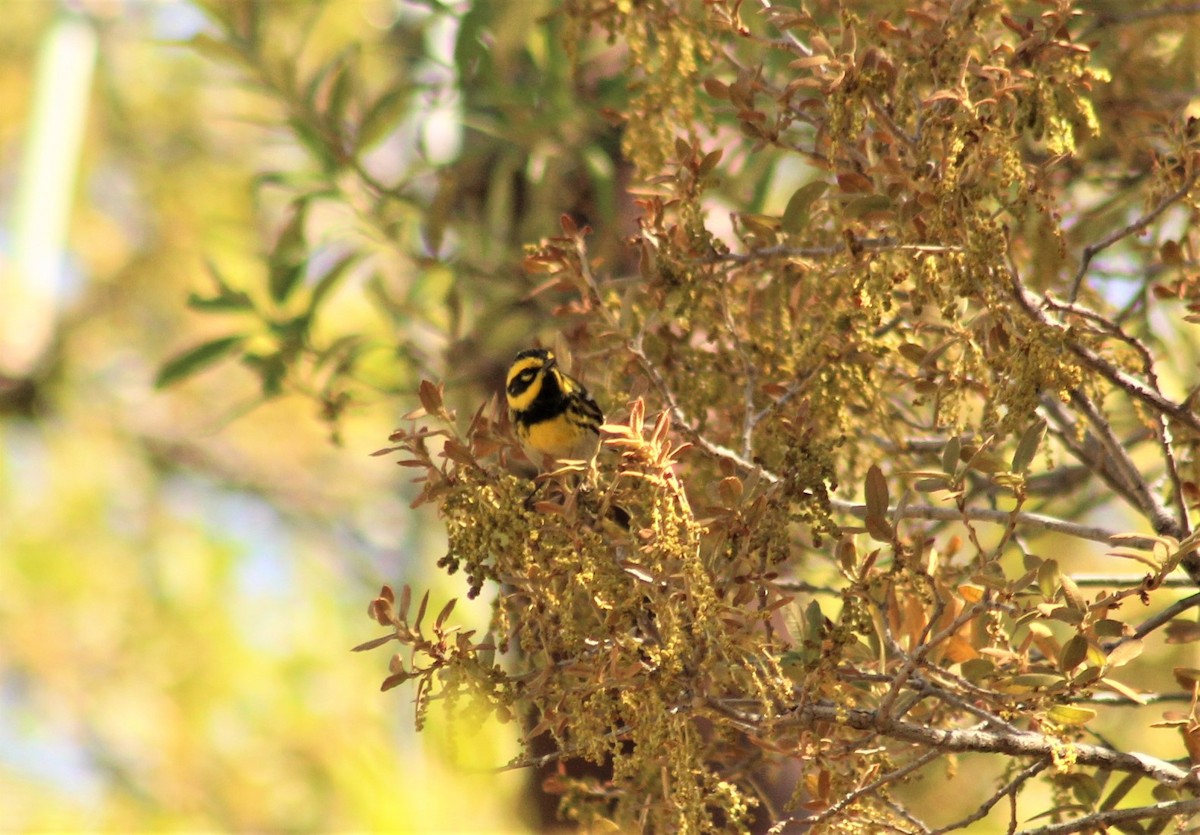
[0,1,591,830]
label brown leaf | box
[944,635,979,663]
[702,78,728,99]
[380,671,409,691]
[435,598,457,629]
[1060,574,1087,612]
[1173,667,1200,688]
[865,513,895,543]
[718,476,744,506]
[413,590,430,631]
[1166,621,1200,644]
[351,634,395,652]
[865,464,889,519]
[418,379,444,416]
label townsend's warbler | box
[506,348,603,464]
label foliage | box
[168,0,1200,832]
[1,3,526,831]
[161,0,633,434]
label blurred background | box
[0,0,636,829]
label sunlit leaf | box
[1011,419,1046,474]
[1106,638,1143,669]
[155,335,245,388]
[781,181,829,234]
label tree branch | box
[1012,797,1200,835]
[930,759,1048,835]
[765,702,1200,789]
[1011,272,1200,436]
[1068,171,1200,302]
[830,497,1159,551]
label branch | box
[1038,394,1152,522]
[1072,691,1194,705]
[1129,591,1200,641]
[1069,171,1200,302]
[778,746,944,831]
[1011,273,1200,436]
[1071,574,1195,588]
[1012,797,1200,835]
[1067,388,1179,537]
[1044,294,1194,537]
[830,496,1159,550]
[701,238,963,265]
[761,702,1200,789]
[930,759,1048,835]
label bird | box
[505,348,604,465]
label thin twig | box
[1011,269,1200,436]
[930,759,1049,835]
[830,496,1158,550]
[1069,171,1200,302]
[1129,591,1200,642]
[1068,388,1179,537]
[1071,574,1194,587]
[1040,294,1189,529]
[764,702,1199,788]
[700,238,963,265]
[1038,395,1148,519]
[756,0,812,55]
[794,746,945,828]
[878,603,986,724]
[1011,796,1200,835]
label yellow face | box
[505,351,554,416]
[505,349,601,462]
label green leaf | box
[1059,634,1088,672]
[804,600,825,636]
[1012,419,1046,473]
[941,435,961,476]
[960,658,994,682]
[268,200,310,304]
[359,87,410,150]
[242,351,286,398]
[187,290,254,312]
[1037,558,1061,600]
[913,476,950,492]
[781,181,828,234]
[155,335,245,388]
[842,193,892,219]
[1060,573,1086,611]
[287,116,335,172]
[186,33,248,68]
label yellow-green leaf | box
[781,181,829,234]
[1048,704,1097,726]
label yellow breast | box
[518,418,598,461]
